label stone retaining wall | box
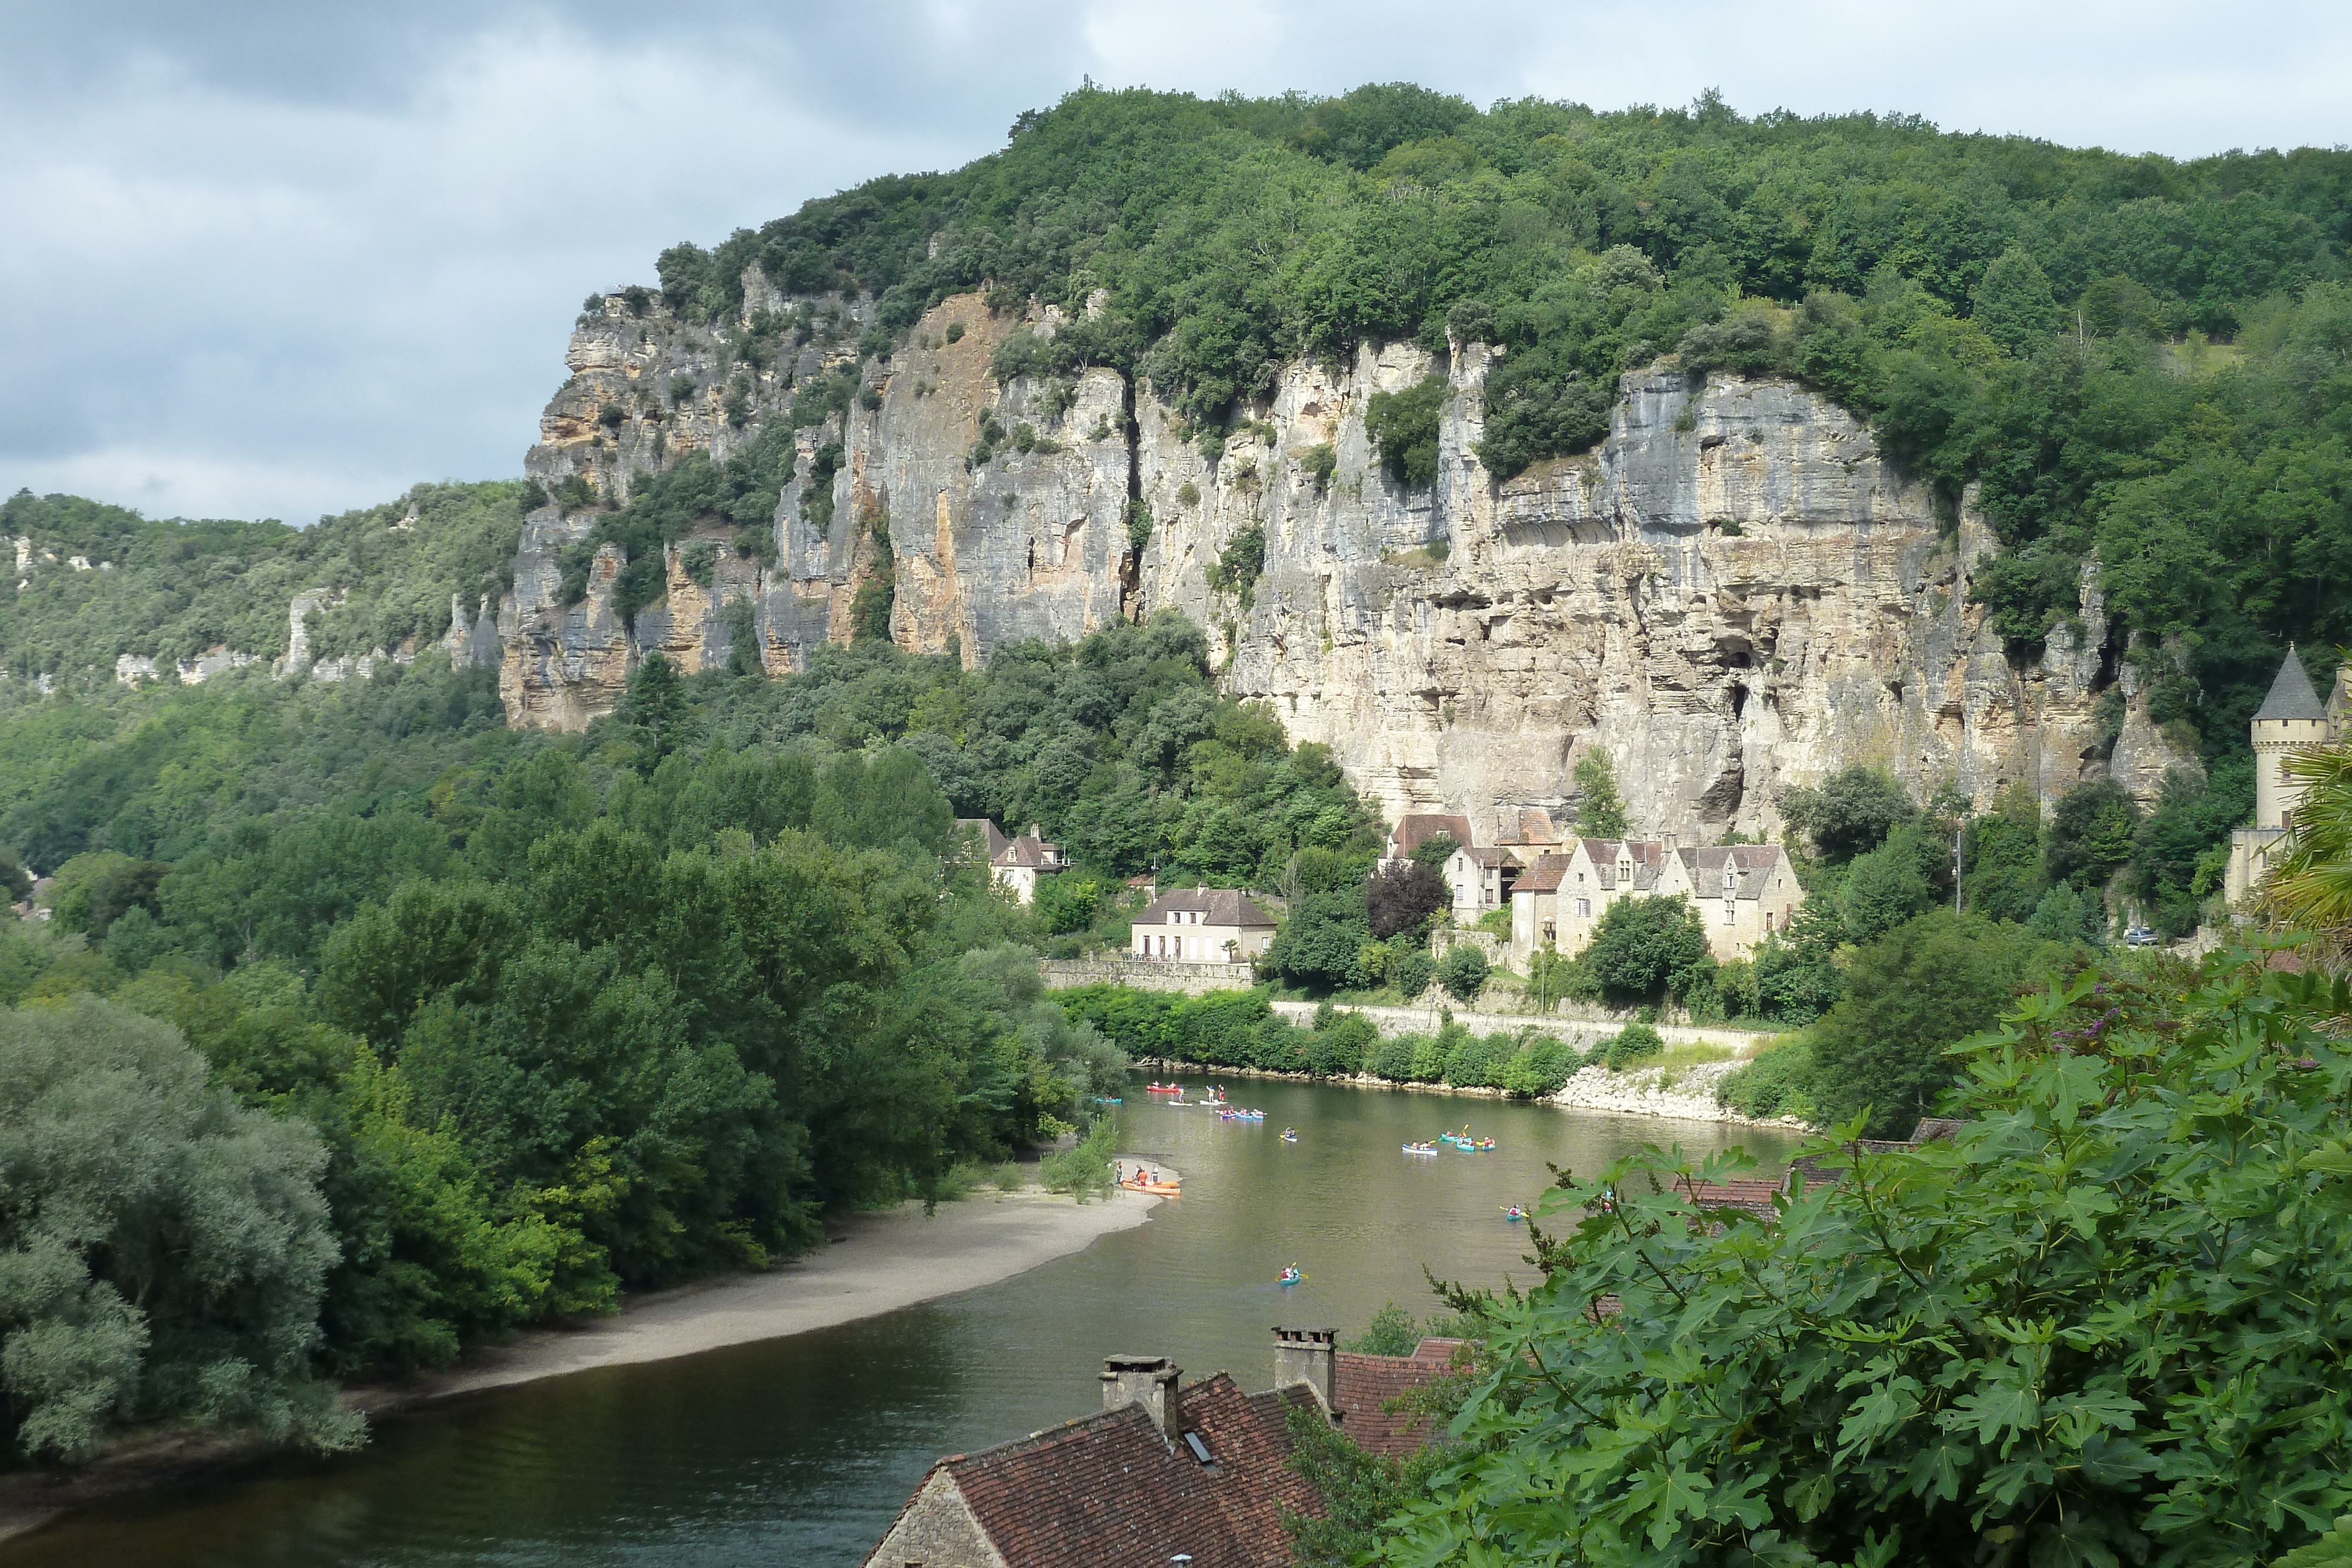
[1039,958,1259,995]
[1262,999,1773,1054]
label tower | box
[2252,646,2329,831]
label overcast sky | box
[4,1,2346,526]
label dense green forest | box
[1,482,528,686]
[0,607,1374,1459]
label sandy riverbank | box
[0,1169,1170,1546]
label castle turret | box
[2253,646,2328,831]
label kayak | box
[1404,1142,1439,1155]
[1145,1084,1184,1095]
[1278,1268,1304,1285]
[1501,1206,1528,1221]
[1119,1178,1182,1196]
[1465,1139,1498,1152]
[1280,1131,1298,1142]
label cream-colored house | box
[2225,648,2350,905]
[957,818,1067,904]
[1511,837,1802,965]
[1131,887,1277,962]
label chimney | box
[1271,1326,1337,1411]
[1100,1354,1182,1440]
[1661,828,1679,851]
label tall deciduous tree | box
[1573,750,1629,839]
[0,997,357,1459]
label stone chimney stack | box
[1271,1326,1337,1410]
[1100,1354,1182,1440]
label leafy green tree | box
[0,997,358,1459]
[1840,821,1935,942]
[617,651,691,763]
[41,851,169,940]
[1268,890,1373,988]
[2046,777,2139,891]
[2029,879,2108,945]
[1573,750,1629,838]
[1960,781,2045,922]
[1970,245,2063,355]
[1365,377,1447,489]
[1374,957,2352,1568]
[1809,910,2058,1135]
[1749,900,1845,1023]
[1777,766,1916,861]
[1438,942,1488,1002]
[1389,950,1434,999]
[1584,894,1709,1001]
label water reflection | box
[7,1076,1799,1567]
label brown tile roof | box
[1461,845,1517,867]
[1498,809,1562,845]
[904,1374,1321,1568]
[998,833,1064,869]
[1512,853,1572,894]
[1389,814,1475,858]
[1332,1342,1468,1458]
[1137,888,1277,927]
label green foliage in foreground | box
[0,997,359,1460]
[1375,956,2352,1567]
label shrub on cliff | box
[1376,956,2352,1567]
[1365,377,1447,489]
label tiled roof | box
[997,833,1063,869]
[913,1374,1321,1568]
[1137,888,1278,927]
[1390,814,1475,858]
[1674,843,1790,900]
[1461,846,1517,868]
[957,818,1012,860]
[1498,809,1562,845]
[2256,647,2327,722]
[1512,853,1572,894]
[1332,1342,1467,1458]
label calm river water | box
[6,1075,1802,1567]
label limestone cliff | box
[491,286,2197,833]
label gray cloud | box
[2,0,2346,523]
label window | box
[1542,920,1556,942]
[1722,898,1736,924]
[1575,898,1591,918]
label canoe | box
[1120,1178,1182,1196]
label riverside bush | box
[1713,1034,1817,1121]
[1374,957,2352,1566]
[1601,1020,1664,1071]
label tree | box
[1809,910,2057,1135]
[617,651,691,763]
[1749,900,1845,1024]
[1970,245,2063,355]
[1367,860,1446,940]
[1407,833,1457,871]
[1573,750,1629,838]
[2046,778,2139,892]
[1381,955,2352,1568]
[1962,781,2044,921]
[2029,879,2108,945]
[0,997,358,1459]
[1583,894,1710,1001]
[1438,942,1488,1002]
[1364,377,1446,488]
[1267,890,1371,988]
[1840,821,1935,942]
[1777,766,1916,861]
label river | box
[4,1075,1803,1567]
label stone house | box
[1131,887,1277,962]
[2225,647,2350,905]
[957,818,1067,905]
[861,1328,1462,1568]
[1511,837,1802,966]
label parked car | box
[2124,926,2159,948]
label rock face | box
[489,286,2197,832]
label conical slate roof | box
[2255,647,2327,723]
